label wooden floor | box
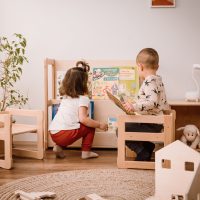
[0,149,117,186]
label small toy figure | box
[15,190,56,200]
[78,193,107,200]
[177,124,200,149]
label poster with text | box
[92,68,119,99]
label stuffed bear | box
[177,124,200,149]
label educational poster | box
[92,68,119,99]
[92,66,138,101]
[56,66,139,101]
[118,67,139,102]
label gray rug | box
[0,169,155,200]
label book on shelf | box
[106,91,135,115]
[89,100,94,119]
[108,117,117,132]
[52,104,60,120]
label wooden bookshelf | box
[44,59,135,148]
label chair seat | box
[12,124,37,135]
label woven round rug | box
[0,169,154,200]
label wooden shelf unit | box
[169,100,200,140]
[44,58,136,148]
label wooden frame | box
[151,0,176,7]
[0,109,44,169]
[44,58,137,148]
[7,108,44,160]
[117,110,176,169]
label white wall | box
[1,0,200,108]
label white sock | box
[53,145,66,159]
[81,151,99,159]
[53,145,63,152]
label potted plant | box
[0,33,28,111]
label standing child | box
[123,48,170,161]
[49,61,108,159]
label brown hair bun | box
[76,61,90,72]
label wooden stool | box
[117,110,176,169]
[7,108,44,160]
[0,109,44,169]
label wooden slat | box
[45,58,55,65]
[6,108,42,117]
[118,114,164,124]
[117,160,155,169]
[54,60,135,70]
[121,132,164,142]
[169,100,200,106]
[13,149,39,159]
[12,124,37,135]
[0,133,6,140]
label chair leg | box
[0,114,13,169]
[4,135,13,169]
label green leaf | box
[16,48,20,54]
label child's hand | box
[122,102,134,113]
[99,122,108,131]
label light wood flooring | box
[0,149,117,186]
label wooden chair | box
[117,110,176,169]
[0,108,44,169]
[7,108,44,160]
[0,113,12,169]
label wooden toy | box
[15,190,56,200]
[78,193,107,200]
[177,124,200,149]
[146,140,200,200]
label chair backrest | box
[118,110,176,141]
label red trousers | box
[50,123,95,151]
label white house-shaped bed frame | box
[147,140,200,200]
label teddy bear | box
[177,124,200,149]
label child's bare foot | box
[81,151,99,159]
